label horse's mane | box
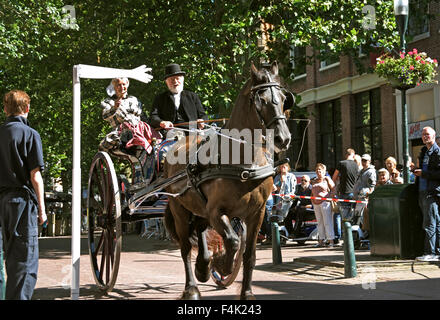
[235,78,252,109]
[225,79,253,130]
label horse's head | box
[250,61,291,152]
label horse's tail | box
[164,204,179,243]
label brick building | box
[284,1,440,173]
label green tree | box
[1,0,432,191]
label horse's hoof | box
[195,264,211,283]
[240,291,256,300]
[181,287,201,300]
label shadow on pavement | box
[38,234,180,259]
[33,276,440,300]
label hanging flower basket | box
[375,48,439,90]
[387,76,416,91]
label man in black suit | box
[150,63,207,130]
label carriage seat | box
[107,138,157,192]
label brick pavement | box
[31,234,440,300]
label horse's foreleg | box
[180,239,201,300]
[240,231,257,300]
[211,214,240,276]
[195,222,211,283]
[240,208,265,300]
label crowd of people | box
[261,147,422,250]
[263,128,440,265]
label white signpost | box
[71,64,153,300]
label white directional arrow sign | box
[74,64,153,83]
[71,64,153,300]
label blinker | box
[270,86,280,105]
[282,90,295,111]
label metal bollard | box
[343,221,357,278]
[271,221,282,265]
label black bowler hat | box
[164,63,186,80]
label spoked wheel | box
[209,218,247,288]
[87,151,122,292]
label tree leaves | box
[1,0,429,190]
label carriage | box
[86,124,245,293]
[86,61,292,299]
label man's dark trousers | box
[336,193,354,238]
[418,191,440,255]
[0,228,4,300]
[0,190,39,300]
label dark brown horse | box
[163,61,291,300]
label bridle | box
[250,73,290,129]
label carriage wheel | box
[87,151,122,292]
[210,218,247,288]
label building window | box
[319,50,340,70]
[289,45,306,78]
[317,99,342,170]
[408,0,429,38]
[286,118,309,171]
[354,88,382,164]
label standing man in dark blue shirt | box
[0,90,47,300]
[414,126,440,262]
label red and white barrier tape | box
[272,194,368,204]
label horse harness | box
[184,78,290,203]
[186,162,275,203]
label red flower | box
[413,48,418,54]
[409,65,415,70]
[434,59,438,64]
[408,51,413,55]
[420,60,426,64]
[400,53,405,59]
